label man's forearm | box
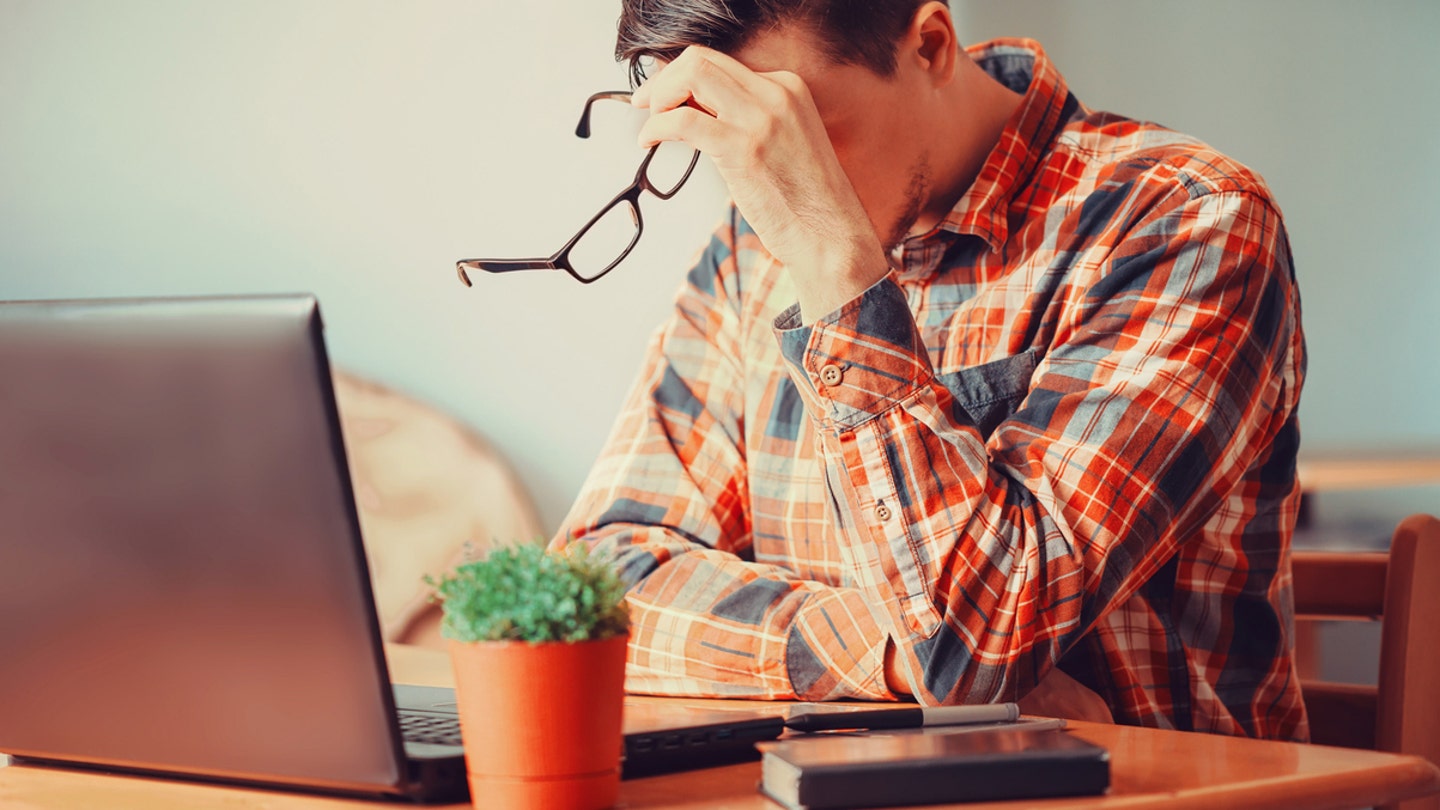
[588,525,898,701]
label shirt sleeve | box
[554,208,896,701]
[773,187,1303,704]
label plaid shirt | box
[557,38,1308,740]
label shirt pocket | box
[935,348,1041,439]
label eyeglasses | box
[455,91,701,286]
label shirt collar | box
[905,38,1074,258]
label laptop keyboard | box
[398,711,463,747]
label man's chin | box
[886,163,931,252]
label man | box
[556,0,1307,740]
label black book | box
[757,727,1109,809]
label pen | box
[784,702,1021,733]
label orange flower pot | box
[448,634,627,810]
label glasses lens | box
[644,140,698,197]
[568,201,640,281]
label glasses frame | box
[456,90,701,286]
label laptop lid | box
[0,294,421,798]
[0,293,783,800]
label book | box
[757,727,1109,809]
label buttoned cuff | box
[772,273,934,432]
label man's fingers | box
[636,105,729,157]
[633,46,765,121]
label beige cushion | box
[332,371,543,646]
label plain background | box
[3,2,1436,561]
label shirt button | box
[819,364,844,387]
[875,502,893,522]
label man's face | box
[732,25,932,250]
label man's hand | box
[633,46,889,322]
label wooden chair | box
[1292,513,1440,810]
[332,370,545,648]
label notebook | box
[758,727,1110,809]
[0,294,783,802]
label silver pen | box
[784,702,1021,733]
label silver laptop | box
[0,294,782,801]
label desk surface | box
[2,644,1438,810]
[1297,446,1440,492]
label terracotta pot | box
[448,634,627,810]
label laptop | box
[0,294,783,802]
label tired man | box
[556,0,1307,740]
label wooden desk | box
[2,645,1438,810]
[1293,446,1440,532]
[1297,446,1440,493]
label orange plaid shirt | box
[557,38,1308,740]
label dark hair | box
[615,0,938,87]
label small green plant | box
[429,542,630,644]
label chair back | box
[1292,513,1440,810]
[332,370,545,647]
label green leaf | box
[428,541,631,644]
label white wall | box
[2,1,1436,536]
[0,0,730,532]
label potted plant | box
[429,541,630,810]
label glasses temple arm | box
[575,90,634,138]
[455,257,559,288]
[457,258,557,272]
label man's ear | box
[905,1,958,86]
